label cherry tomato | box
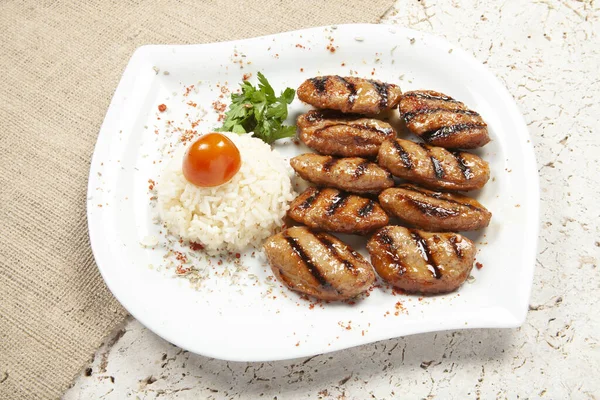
[182,133,241,187]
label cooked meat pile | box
[399,90,490,149]
[378,138,490,191]
[297,110,395,157]
[263,226,375,300]
[288,187,389,235]
[297,76,402,114]
[291,153,394,194]
[263,77,494,299]
[367,226,475,294]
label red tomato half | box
[182,133,241,187]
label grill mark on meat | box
[336,76,358,106]
[353,160,370,178]
[431,156,445,179]
[452,152,474,179]
[326,191,350,216]
[448,235,464,259]
[322,157,338,172]
[284,234,332,288]
[419,144,445,179]
[310,77,328,93]
[403,108,480,123]
[299,188,321,209]
[398,185,484,212]
[369,80,389,108]
[305,110,324,123]
[392,140,413,169]
[420,123,487,143]
[315,233,356,272]
[404,92,459,103]
[405,197,460,218]
[358,200,375,217]
[410,230,442,279]
[377,231,407,275]
[363,123,394,136]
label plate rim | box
[87,23,540,361]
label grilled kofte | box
[288,187,388,235]
[297,110,395,157]
[297,76,402,115]
[291,153,394,195]
[379,184,492,231]
[263,226,375,300]
[399,90,490,149]
[367,226,475,294]
[378,138,490,191]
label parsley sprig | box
[217,72,296,144]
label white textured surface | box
[65,1,600,398]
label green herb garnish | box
[217,72,296,144]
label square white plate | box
[87,24,539,362]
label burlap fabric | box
[0,1,393,398]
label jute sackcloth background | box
[0,1,394,398]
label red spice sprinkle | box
[295,342,300,347]
[212,101,227,113]
[158,104,167,112]
[174,251,188,264]
[175,265,190,275]
[187,101,197,107]
[235,253,241,259]
[476,262,484,269]
[180,129,197,144]
[183,85,195,96]
[309,304,315,310]
[300,68,304,72]
[189,242,204,251]
[242,73,252,81]
[148,179,156,191]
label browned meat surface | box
[263,226,375,300]
[297,110,395,157]
[367,226,475,294]
[379,184,492,231]
[290,153,394,195]
[400,90,490,149]
[288,187,389,235]
[297,76,402,114]
[378,138,490,191]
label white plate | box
[88,24,539,362]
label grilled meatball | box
[400,90,490,149]
[367,226,475,294]
[297,76,402,114]
[378,138,490,191]
[263,226,375,301]
[288,187,389,235]
[291,153,394,195]
[297,110,395,157]
[379,184,492,231]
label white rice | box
[157,133,295,255]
